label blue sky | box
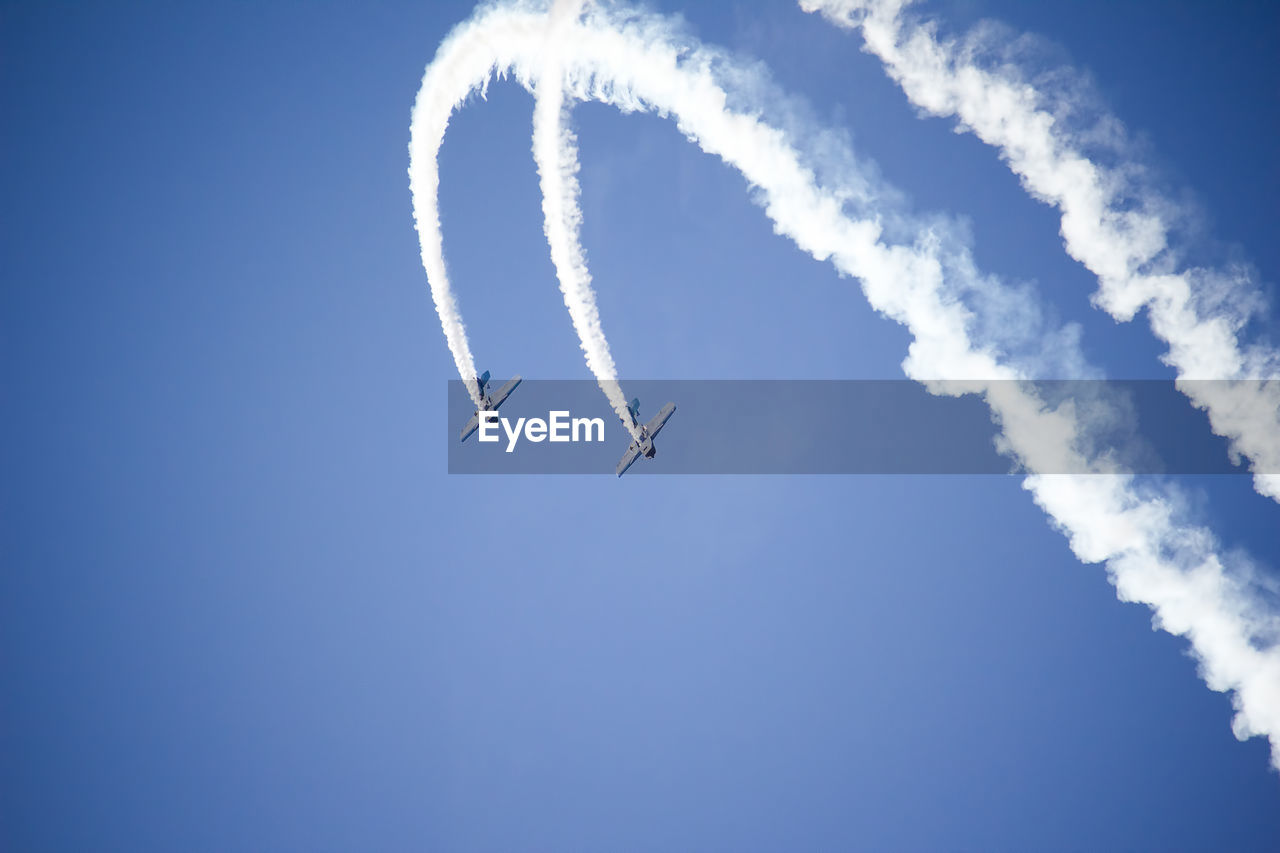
[3,1,1279,850]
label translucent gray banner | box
[447,380,1278,475]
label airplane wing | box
[489,375,522,410]
[644,402,676,438]
[459,412,480,442]
[616,442,642,477]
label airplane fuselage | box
[460,372,523,443]
[616,399,675,476]
[637,428,656,458]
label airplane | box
[459,370,522,442]
[615,397,677,477]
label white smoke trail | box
[532,0,640,437]
[407,37,491,407]
[412,0,1280,768]
[408,0,638,430]
[802,0,1280,502]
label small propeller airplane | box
[615,397,677,477]
[459,370,522,442]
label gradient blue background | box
[3,1,1278,849]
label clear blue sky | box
[3,1,1278,849]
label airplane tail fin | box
[477,369,491,391]
[627,397,640,420]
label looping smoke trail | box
[802,0,1280,503]
[407,34,490,407]
[411,0,1280,768]
[532,0,641,438]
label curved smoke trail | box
[531,0,640,437]
[407,35,490,407]
[802,0,1280,503]
[411,0,1280,768]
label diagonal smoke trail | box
[532,0,640,438]
[412,0,1280,769]
[407,49,483,407]
[802,0,1280,503]
[407,0,638,430]
[408,8,540,409]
